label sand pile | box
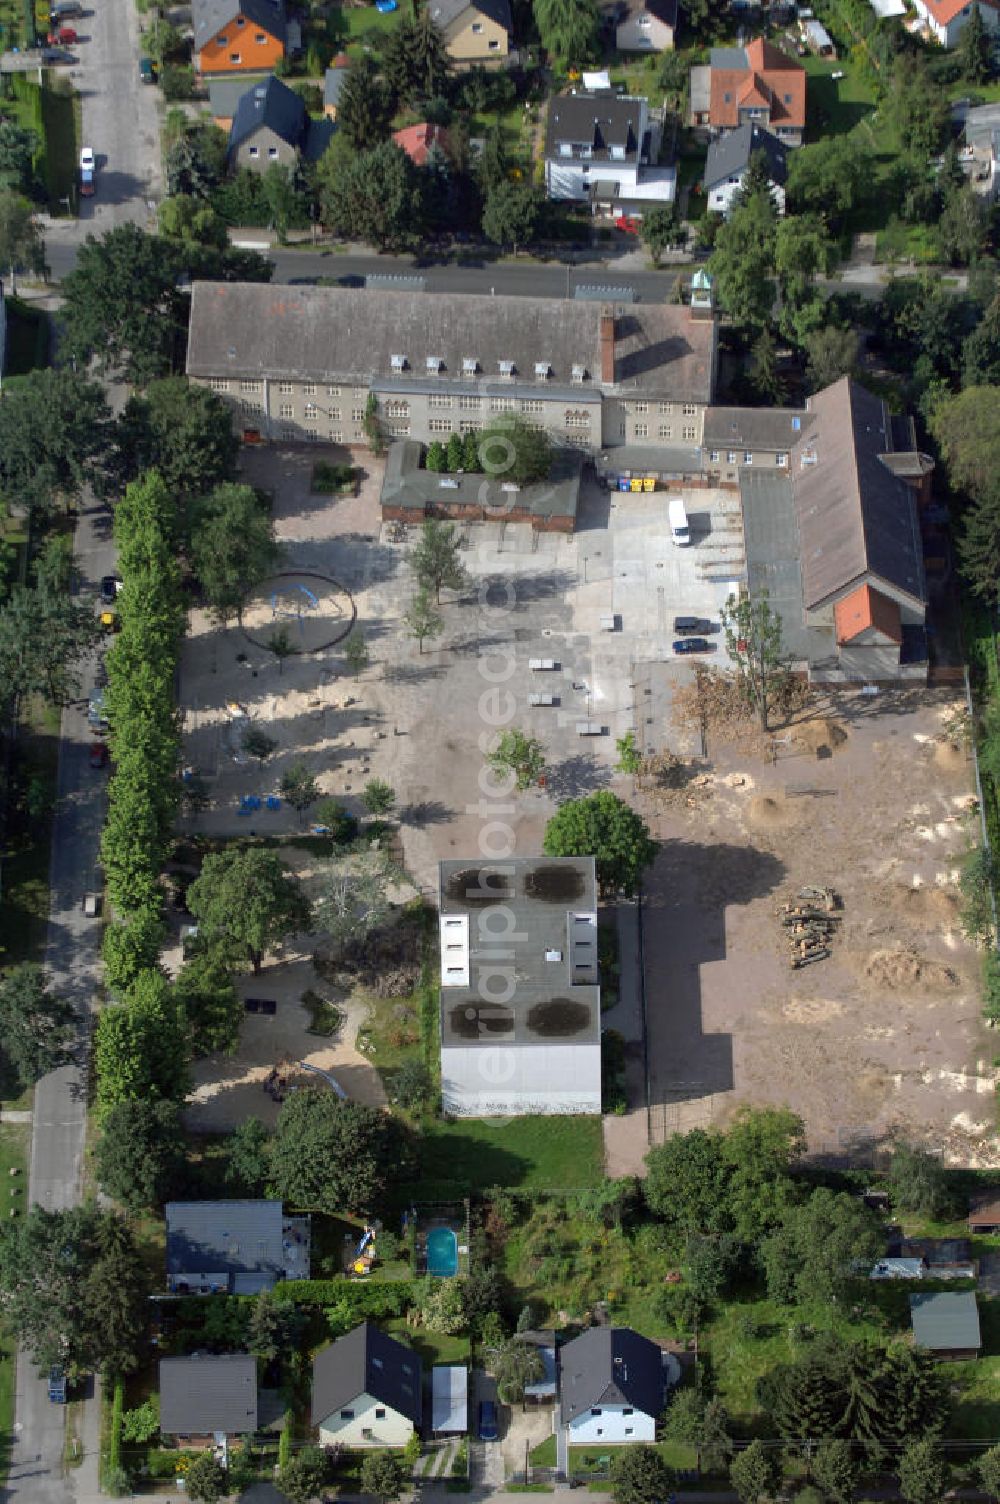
[934,741,966,772]
[862,948,960,991]
[749,793,794,828]
[895,885,960,922]
[791,718,848,755]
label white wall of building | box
[567,1404,656,1444]
[912,0,999,45]
[546,157,642,201]
[707,174,785,217]
[441,1043,602,1116]
[318,1392,415,1449]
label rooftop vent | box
[439,478,460,489]
[545,948,563,962]
[462,356,479,374]
[390,353,407,371]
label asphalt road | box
[72,0,161,226]
[5,503,113,1504]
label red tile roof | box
[834,584,902,645]
[709,39,806,130]
[391,122,450,167]
[921,0,998,24]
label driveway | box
[501,1402,556,1482]
[470,1371,505,1489]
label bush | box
[160,64,195,100]
[311,460,356,493]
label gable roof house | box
[193,0,286,75]
[559,1328,666,1444]
[312,1322,423,1447]
[159,1355,258,1442]
[426,0,512,67]
[911,0,999,47]
[228,75,333,172]
[165,1199,310,1293]
[611,0,678,53]
[392,122,452,167]
[690,39,807,146]
[910,1291,982,1360]
[702,121,788,216]
[545,91,676,211]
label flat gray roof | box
[704,404,811,451]
[166,1200,284,1288]
[382,440,582,521]
[439,858,600,1050]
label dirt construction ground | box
[639,689,1000,1167]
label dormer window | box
[426,356,444,372]
[611,144,625,160]
[534,362,550,380]
[463,357,478,374]
[572,363,587,383]
[390,354,407,371]
[559,142,572,157]
[498,360,515,377]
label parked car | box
[99,574,120,604]
[139,55,155,83]
[40,46,75,63]
[89,742,108,769]
[673,637,713,655]
[674,616,714,635]
[49,0,83,17]
[83,893,100,917]
[47,24,77,42]
[80,167,94,197]
[79,145,94,172]
[478,1400,499,1441]
[48,1367,67,1404]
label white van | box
[668,496,690,547]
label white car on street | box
[79,146,94,172]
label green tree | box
[95,1099,186,1211]
[0,122,38,193]
[812,1439,857,1504]
[963,292,1000,386]
[280,761,322,828]
[362,778,396,817]
[391,1056,433,1110]
[805,325,857,391]
[344,631,369,676]
[462,429,482,472]
[729,1440,779,1503]
[243,727,278,763]
[487,729,546,791]
[610,1445,672,1504]
[0,190,45,294]
[270,1087,405,1213]
[543,791,656,897]
[886,1142,956,1220]
[337,57,393,150]
[663,1390,733,1473]
[121,1395,160,1444]
[426,440,447,473]
[479,415,552,484]
[384,10,450,102]
[314,798,359,844]
[978,1444,1000,1502]
[786,138,871,233]
[892,57,950,157]
[958,2,992,82]
[94,971,191,1115]
[683,1233,740,1309]
[0,367,112,521]
[476,124,509,195]
[116,379,240,502]
[226,1116,272,1195]
[492,1336,545,1405]
[174,953,243,1056]
[616,732,642,775]
[157,194,229,248]
[185,1451,228,1503]
[314,848,397,946]
[188,482,281,621]
[319,141,424,251]
[749,328,784,404]
[360,1450,407,1502]
[709,189,777,332]
[482,181,542,254]
[722,1105,805,1242]
[247,1289,306,1360]
[760,1188,883,1305]
[412,518,469,602]
[644,1127,731,1232]
[446,432,464,472]
[898,1438,947,1504]
[720,590,787,732]
[641,204,685,266]
[59,225,183,382]
[0,583,103,708]
[533,0,601,65]
[958,843,997,945]
[163,122,229,197]
[405,587,445,653]
[0,963,74,1088]
[187,847,311,974]
[774,214,838,343]
[102,908,168,995]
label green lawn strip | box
[949,1296,1000,1439]
[417,1116,603,1196]
[383,1320,470,1367]
[799,53,876,139]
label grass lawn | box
[40,80,78,206]
[384,1320,470,1367]
[417,1116,603,1197]
[800,53,876,139]
[948,1296,1000,1438]
[3,298,49,374]
[530,1435,557,1466]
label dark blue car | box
[673,637,713,655]
[478,1399,499,1441]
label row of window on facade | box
[211,380,367,398]
[211,381,700,420]
[707,449,789,466]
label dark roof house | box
[312,1322,423,1429]
[559,1327,664,1425]
[166,1199,310,1293]
[381,440,582,533]
[970,1192,1000,1233]
[228,75,333,167]
[910,1291,982,1360]
[159,1355,258,1437]
[703,121,788,204]
[546,93,643,167]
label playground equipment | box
[271,581,319,640]
[351,1225,377,1276]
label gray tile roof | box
[312,1322,422,1428]
[166,1200,284,1290]
[703,121,788,192]
[229,74,305,151]
[324,64,349,109]
[186,284,716,403]
[546,92,643,163]
[910,1291,981,1352]
[704,403,809,452]
[159,1355,258,1436]
[193,0,285,55]
[209,75,261,119]
[740,469,837,671]
[382,439,582,522]
[709,45,748,67]
[439,858,600,1051]
[792,378,926,611]
[428,0,512,32]
[559,1328,664,1426]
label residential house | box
[193,0,286,75]
[544,91,677,211]
[689,39,807,146]
[910,1291,982,1360]
[702,121,788,215]
[612,0,678,52]
[185,282,716,454]
[392,122,451,166]
[165,1199,310,1293]
[209,75,256,128]
[439,857,601,1116]
[324,57,350,120]
[969,1191,1000,1233]
[426,0,512,67]
[738,377,932,684]
[159,1355,258,1444]
[431,1366,469,1436]
[381,440,583,533]
[312,1322,422,1447]
[961,102,1000,199]
[559,1328,666,1446]
[911,0,999,47]
[228,75,333,172]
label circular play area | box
[241,570,355,654]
